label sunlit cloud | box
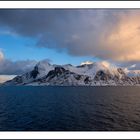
[105,13,140,61]
[0,9,140,69]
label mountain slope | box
[3,60,140,86]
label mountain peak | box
[80,61,93,66]
[36,59,51,67]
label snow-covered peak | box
[76,61,120,78]
[4,59,140,86]
[36,60,51,71]
[96,61,120,76]
[81,61,93,65]
[35,60,54,79]
[35,60,119,78]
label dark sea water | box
[0,86,140,131]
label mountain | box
[3,60,140,86]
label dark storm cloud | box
[0,9,140,63]
[0,9,75,36]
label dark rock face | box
[117,68,126,76]
[46,67,69,80]
[77,64,93,69]
[54,67,67,75]
[12,76,23,84]
[32,67,78,84]
[44,67,88,85]
[74,75,82,80]
[30,66,39,79]
[94,70,112,81]
[125,76,140,85]
[84,77,91,84]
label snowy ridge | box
[3,60,140,86]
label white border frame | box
[0,1,140,8]
[0,1,140,139]
[0,132,140,139]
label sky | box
[0,9,140,82]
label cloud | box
[0,50,4,61]
[0,75,16,83]
[0,50,53,75]
[0,59,37,75]
[0,9,140,62]
[0,50,37,75]
[117,61,140,70]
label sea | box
[0,86,140,131]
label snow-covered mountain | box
[3,60,140,86]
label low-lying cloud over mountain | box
[0,50,37,75]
